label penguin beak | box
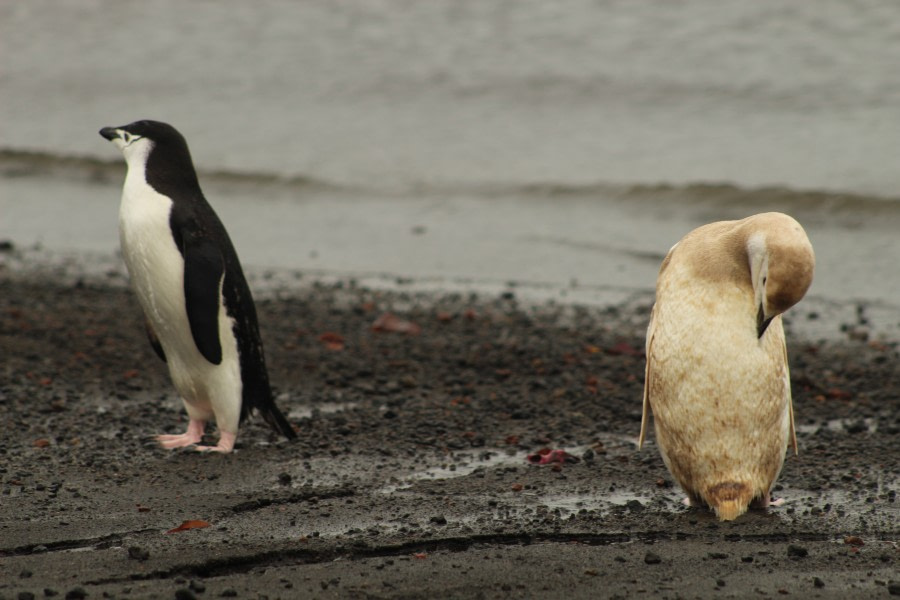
[99,127,120,141]
[757,304,773,339]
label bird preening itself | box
[100,120,296,453]
[640,212,815,520]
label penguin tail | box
[705,482,753,521]
[261,404,298,441]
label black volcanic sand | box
[0,272,897,599]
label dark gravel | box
[0,271,897,599]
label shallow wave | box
[0,149,339,192]
[3,148,898,213]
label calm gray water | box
[2,0,900,196]
[4,0,900,325]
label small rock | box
[787,544,808,558]
[44,590,59,598]
[644,552,662,565]
[813,577,825,588]
[708,552,728,559]
[19,592,36,600]
[188,581,206,593]
[889,581,900,596]
[625,499,644,512]
[64,588,87,600]
[20,570,33,579]
[429,516,447,526]
[278,472,292,486]
[127,546,149,561]
[220,590,237,598]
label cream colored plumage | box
[640,212,814,521]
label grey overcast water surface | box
[2,0,900,314]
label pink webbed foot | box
[157,419,205,449]
[195,431,236,454]
[751,496,785,509]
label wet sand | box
[0,257,897,599]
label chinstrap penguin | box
[100,119,296,452]
[639,212,814,520]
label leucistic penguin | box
[100,120,296,453]
[640,212,814,520]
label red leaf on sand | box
[527,448,575,466]
[318,332,345,351]
[166,520,211,534]
[606,342,643,357]
[372,313,421,335]
[33,438,50,448]
[413,552,428,559]
[844,536,864,547]
[436,311,454,323]
[511,483,524,492]
[505,435,520,445]
[123,369,139,379]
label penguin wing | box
[145,319,166,362]
[782,334,798,455]
[639,303,657,449]
[183,234,225,365]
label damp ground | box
[0,257,897,599]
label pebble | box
[644,552,662,565]
[787,545,808,558]
[127,546,149,561]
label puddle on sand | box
[796,417,878,435]
[377,449,527,494]
[286,400,359,420]
[376,436,645,495]
[535,491,657,515]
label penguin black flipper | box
[145,319,167,362]
[182,233,225,365]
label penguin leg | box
[157,419,206,449]
[195,431,236,453]
[750,496,785,509]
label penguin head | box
[100,120,197,182]
[746,214,815,338]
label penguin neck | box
[136,143,203,200]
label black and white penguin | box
[99,120,296,453]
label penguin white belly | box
[650,290,792,503]
[118,176,242,434]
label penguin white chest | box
[118,173,189,342]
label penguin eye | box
[122,132,142,146]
